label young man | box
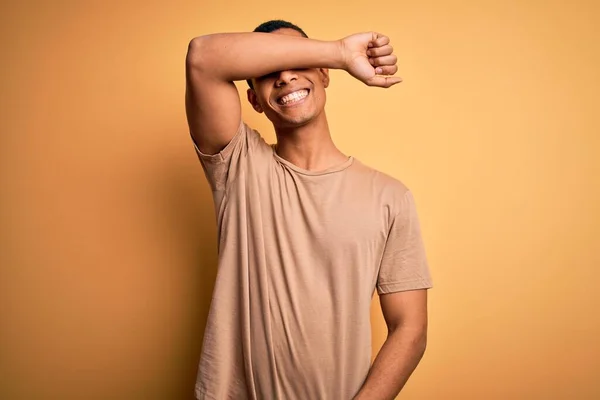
[185,20,432,400]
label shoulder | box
[350,159,410,197]
[348,159,416,224]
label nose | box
[275,70,298,87]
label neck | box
[273,112,348,171]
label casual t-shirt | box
[194,121,432,400]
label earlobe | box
[320,68,330,88]
[246,88,264,113]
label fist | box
[339,32,401,88]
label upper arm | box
[185,38,242,155]
[380,289,428,334]
[377,190,432,295]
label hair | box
[246,20,309,89]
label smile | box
[278,89,309,106]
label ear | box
[247,88,264,113]
[319,68,330,88]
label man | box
[185,19,432,400]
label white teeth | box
[279,89,308,105]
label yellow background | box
[1,1,599,399]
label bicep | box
[380,289,428,333]
[185,41,242,155]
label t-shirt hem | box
[377,279,432,295]
[195,385,218,400]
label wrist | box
[331,39,349,71]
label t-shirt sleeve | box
[192,120,269,192]
[376,190,433,295]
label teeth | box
[279,89,308,105]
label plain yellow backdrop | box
[1,1,599,399]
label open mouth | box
[277,89,309,106]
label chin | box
[276,115,315,128]
[266,109,314,127]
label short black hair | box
[253,19,308,37]
[247,20,308,89]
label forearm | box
[354,327,427,400]
[187,32,345,81]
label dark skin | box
[186,28,428,399]
[246,29,345,171]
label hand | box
[339,32,402,88]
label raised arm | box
[185,32,401,154]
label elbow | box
[389,323,428,358]
[409,330,428,364]
[186,37,204,69]
[417,331,428,358]
[404,326,427,358]
[186,36,212,72]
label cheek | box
[259,91,274,108]
[312,87,327,105]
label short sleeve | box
[376,190,433,295]
[193,120,272,193]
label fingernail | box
[376,67,383,74]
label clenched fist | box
[339,32,402,88]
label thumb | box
[366,75,403,88]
